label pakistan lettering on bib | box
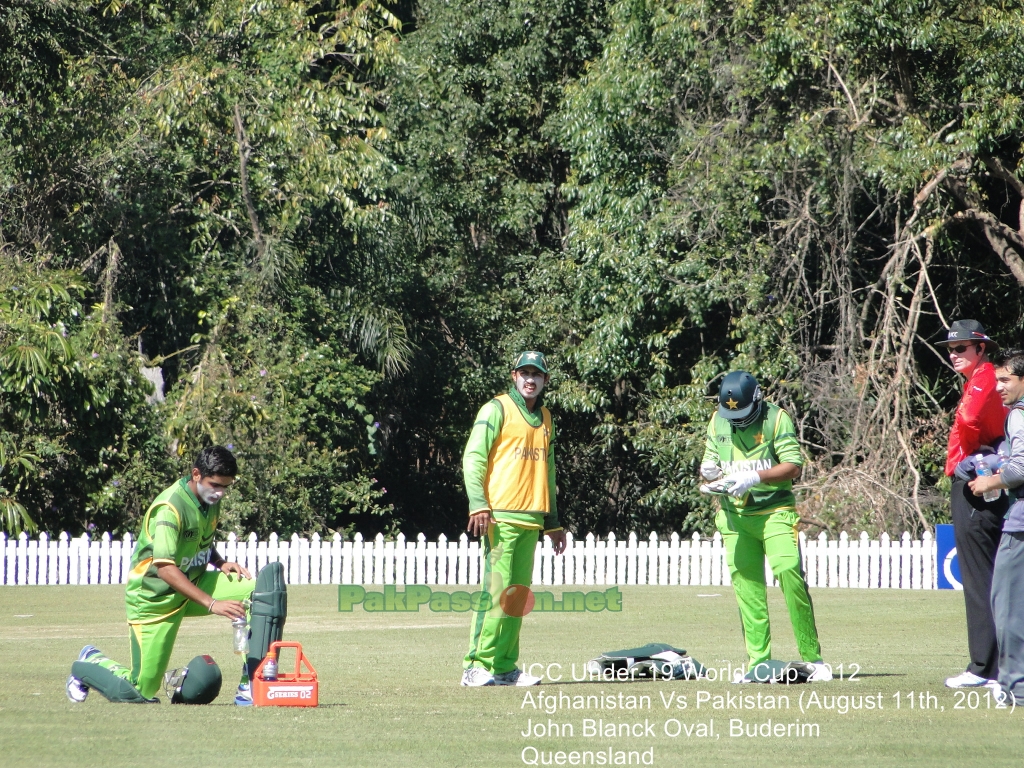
[485,393,552,514]
[125,478,221,623]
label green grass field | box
[1,584,1021,767]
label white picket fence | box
[1,529,937,589]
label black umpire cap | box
[935,319,999,353]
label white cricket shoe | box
[461,668,496,687]
[493,669,541,686]
[234,682,254,706]
[66,674,89,703]
[945,671,989,688]
[984,679,1009,705]
[66,644,101,703]
[807,662,833,682]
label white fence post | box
[688,532,700,586]
[564,531,575,585]
[17,531,28,585]
[351,532,363,584]
[338,532,350,583]
[858,531,870,588]
[47,532,59,585]
[923,529,935,589]
[307,532,320,584]
[28,532,39,585]
[108,532,120,584]
[436,533,447,585]
[814,531,827,587]
[122,532,133,584]
[394,533,405,586]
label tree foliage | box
[3,0,1024,538]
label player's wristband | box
[208,599,217,613]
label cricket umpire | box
[939,320,1009,688]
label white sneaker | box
[234,682,253,706]
[945,671,989,688]
[66,644,101,703]
[493,669,541,686]
[461,668,496,687]
[984,679,1009,704]
[66,674,88,703]
[732,667,750,684]
[807,662,833,682]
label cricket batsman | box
[461,351,567,686]
[65,446,287,704]
[700,371,831,682]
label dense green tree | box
[0,262,172,534]
[1,1,403,535]
[4,0,1024,540]
[546,0,1024,535]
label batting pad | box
[71,660,153,704]
[248,561,287,679]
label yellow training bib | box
[484,393,552,514]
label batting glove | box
[722,470,761,498]
[700,461,723,482]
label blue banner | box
[936,523,962,590]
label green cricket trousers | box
[464,521,539,675]
[715,507,822,666]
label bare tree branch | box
[233,104,265,260]
[951,209,1024,286]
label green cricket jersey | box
[702,402,803,514]
[125,478,221,623]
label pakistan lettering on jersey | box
[702,402,804,514]
[125,478,220,623]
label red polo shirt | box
[945,361,1008,476]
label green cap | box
[512,351,548,373]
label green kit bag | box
[586,643,706,680]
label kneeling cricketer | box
[66,446,287,705]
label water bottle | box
[262,650,278,681]
[975,454,1002,503]
[232,617,249,655]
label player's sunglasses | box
[947,344,976,355]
